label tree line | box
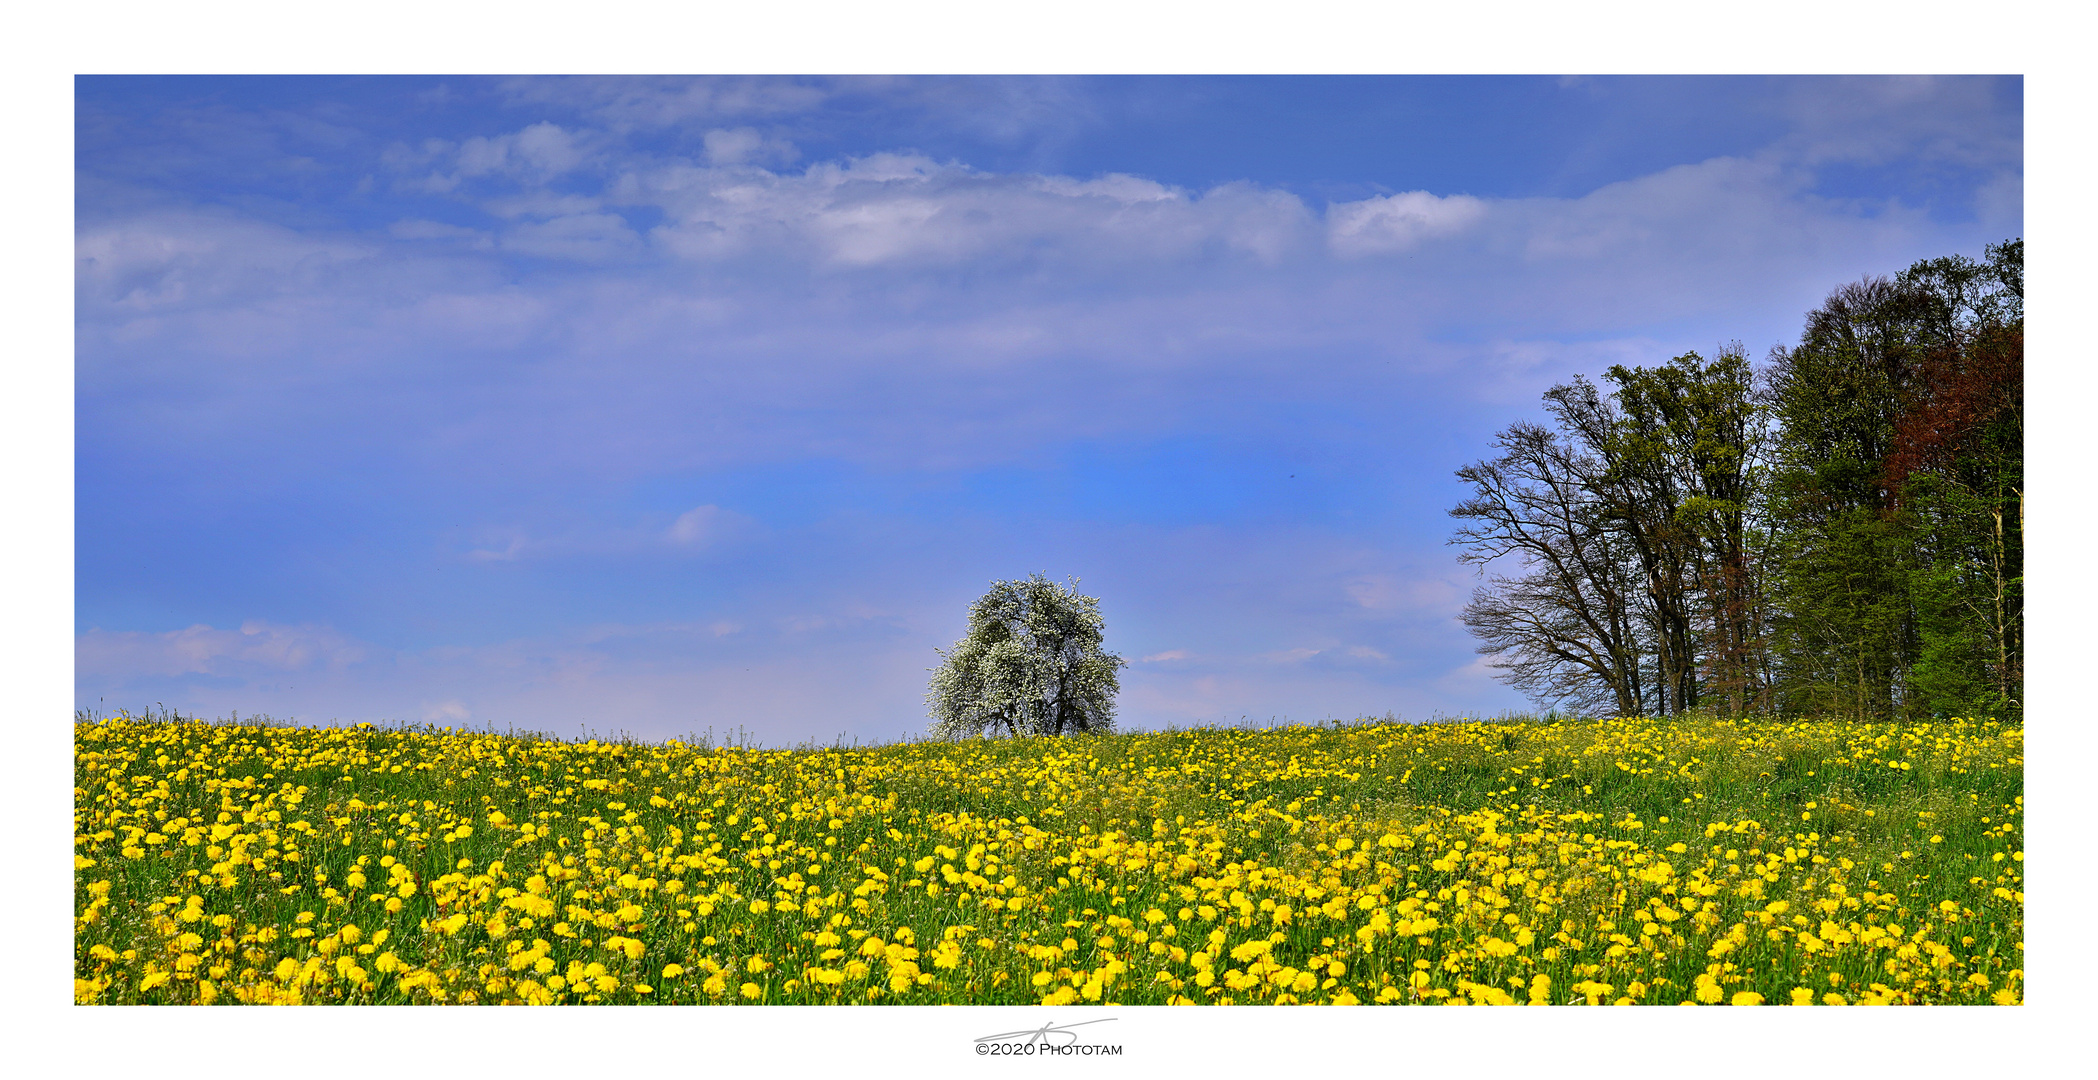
[1451,239,2021,721]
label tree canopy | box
[927,575,1127,739]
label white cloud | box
[1345,572,1467,616]
[1510,156,1813,262]
[384,123,598,196]
[1344,574,1406,610]
[775,603,900,637]
[1327,190,1487,255]
[75,136,1982,488]
[387,219,490,245]
[500,76,832,130]
[454,123,587,180]
[702,127,799,168]
[75,211,377,315]
[1974,170,2023,232]
[483,193,605,220]
[667,505,756,548]
[76,621,368,678]
[377,137,454,174]
[669,505,724,544]
[1140,649,1193,663]
[1775,76,2021,170]
[78,114,2013,505]
[1034,173,1179,204]
[422,700,471,722]
[500,212,641,261]
[358,128,1932,286]
[628,156,1317,268]
[64,618,929,742]
[466,537,529,562]
[1120,672,1255,724]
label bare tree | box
[1451,420,1652,716]
[1543,376,1702,715]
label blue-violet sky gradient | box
[75,75,2024,743]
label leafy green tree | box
[1765,239,2020,719]
[1602,346,1775,718]
[927,575,1127,739]
[1887,240,2022,716]
[1763,275,1928,719]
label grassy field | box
[73,712,2022,1005]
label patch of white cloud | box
[624,155,1318,268]
[669,505,723,544]
[396,122,595,193]
[667,504,758,548]
[1510,156,1793,262]
[1344,573,1465,615]
[1120,672,1256,725]
[351,121,1961,313]
[775,602,902,638]
[380,290,556,357]
[129,618,922,742]
[466,536,529,562]
[500,212,642,262]
[76,621,368,678]
[1449,337,1672,408]
[1033,172,1179,204]
[1974,170,2023,232]
[1775,75,2021,170]
[422,699,471,722]
[377,137,453,175]
[482,193,606,220]
[1326,190,1487,256]
[387,219,491,247]
[499,76,833,131]
[76,210,377,315]
[75,131,1986,532]
[441,506,768,568]
[1438,654,1506,690]
[702,127,800,168]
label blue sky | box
[74,75,2023,743]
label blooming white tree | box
[927,575,1126,739]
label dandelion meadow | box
[73,713,2021,1006]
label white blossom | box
[928,575,1125,739]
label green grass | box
[74,711,2023,1005]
